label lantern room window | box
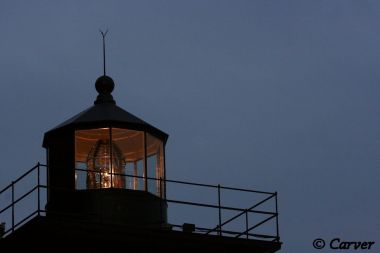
[146,133,165,197]
[75,128,165,197]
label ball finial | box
[95,75,114,94]
[94,75,116,104]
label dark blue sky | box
[1,1,379,252]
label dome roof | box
[43,76,168,147]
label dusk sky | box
[0,1,379,252]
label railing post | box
[11,181,14,232]
[109,128,113,188]
[245,209,249,239]
[159,177,163,225]
[99,170,102,189]
[37,162,41,216]
[217,184,222,236]
[159,177,162,198]
[143,132,148,192]
[275,191,279,241]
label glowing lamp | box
[86,139,126,189]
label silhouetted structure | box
[0,74,281,252]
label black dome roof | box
[43,76,168,147]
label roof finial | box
[100,29,108,76]
[95,29,115,105]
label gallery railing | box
[0,163,47,237]
[0,163,279,242]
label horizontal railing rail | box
[165,198,276,215]
[170,224,279,239]
[75,168,276,195]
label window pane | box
[146,133,165,197]
[75,162,87,189]
[125,162,135,190]
[136,160,145,191]
[112,128,145,190]
[147,155,158,195]
[75,128,111,189]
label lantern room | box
[42,75,168,226]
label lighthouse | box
[0,36,281,252]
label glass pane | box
[146,133,165,197]
[136,160,145,191]
[125,162,135,190]
[75,162,87,189]
[112,128,145,190]
[75,128,111,189]
[147,155,158,195]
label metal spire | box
[100,29,108,76]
